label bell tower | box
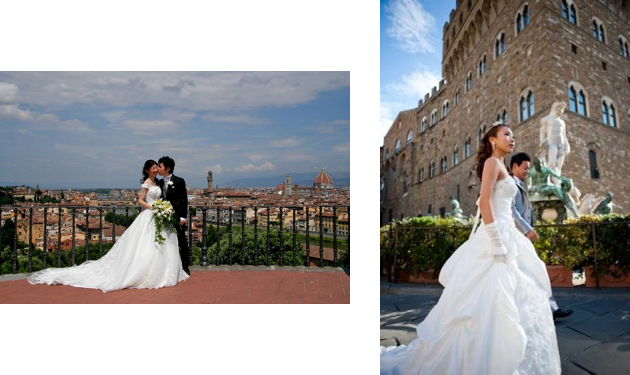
[207,170,213,192]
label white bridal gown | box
[380,177,561,375]
[28,184,189,292]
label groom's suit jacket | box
[158,175,188,224]
[511,175,534,235]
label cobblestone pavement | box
[381,278,630,374]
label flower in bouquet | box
[152,198,178,245]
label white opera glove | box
[485,222,507,263]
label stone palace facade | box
[381,0,630,225]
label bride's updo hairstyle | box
[141,160,158,183]
[475,122,510,181]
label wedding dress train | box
[380,177,561,374]
[28,184,189,292]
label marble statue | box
[539,102,570,184]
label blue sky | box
[0,72,349,189]
[381,0,455,141]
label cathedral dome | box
[313,167,333,187]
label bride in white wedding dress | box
[28,160,189,293]
[381,123,561,374]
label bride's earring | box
[491,142,496,150]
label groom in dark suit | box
[157,156,191,275]
[510,152,571,320]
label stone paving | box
[0,265,350,304]
[381,278,630,374]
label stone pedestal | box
[531,195,567,223]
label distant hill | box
[222,172,350,188]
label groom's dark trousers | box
[159,175,191,273]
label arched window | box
[466,72,473,92]
[442,100,450,118]
[495,32,506,57]
[421,117,428,132]
[477,124,487,148]
[562,0,577,25]
[478,55,487,77]
[568,83,588,116]
[419,167,425,182]
[431,109,438,126]
[592,18,606,43]
[384,148,390,162]
[589,150,600,179]
[601,98,617,127]
[454,88,461,105]
[429,161,435,178]
[519,90,535,122]
[516,4,530,34]
[406,130,413,145]
[620,36,629,58]
[453,147,459,166]
[496,108,508,124]
[395,139,401,153]
[441,157,448,173]
[464,137,472,158]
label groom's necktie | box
[163,177,170,195]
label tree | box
[205,227,305,266]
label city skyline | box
[0,72,350,189]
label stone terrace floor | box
[0,265,350,304]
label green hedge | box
[381,214,630,280]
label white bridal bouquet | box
[152,198,178,245]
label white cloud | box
[207,164,223,173]
[203,113,270,125]
[233,161,276,173]
[36,114,90,132]
[119,119,177,134]
[385,0,436,54]
[332,144,350,153]
[0,72,349,112]
[0,82,20,103]
[387,69,441,99]
[0,104,33,121]
[269,138,302,148]
[248,155,264,162]
[380,68,440,141]
[99,110,127,122]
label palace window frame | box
[620,36,629,59]
[464,137,472,158]
[453,147,460,167]
[515,4,530,34]
[601,97,617,128]
[561,0,578,25]
[519,89,535,122]
[496,108,508,124]
[442,100,450,118]
[478,55,487,78]
[592,17,606,43]
[568,82,588,117]
[466,71,473,92]
[495,32,506,58]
